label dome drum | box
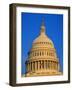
[25,59,61,77]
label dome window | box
[40,52,41,56]
[42,52,44,55]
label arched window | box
[35,52,36,56]
[40,52,41,56]
[42,52,44,55]
[37,52,39,56]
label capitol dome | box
[25,20,62,77]
[32,21,54,50]
[33,30,53,45]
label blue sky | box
[21,12,63,75]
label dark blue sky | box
[21,12,63,75]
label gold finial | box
[40,18,45,34]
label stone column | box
[35,61,38,71]
[41,60,43,69]
[41,60,42,69]
[53,62,54,70]
[44,60,45,69]
[50,61,52,69]
[44,60,46,69]
[36,61,38,70]
[42,60,44,69]
[52,61,53,69]
[53,61,54,70]
[30,62,32,71]
[54,62,56,70]
[28,62,29,72]
[29,62,31,72]
[35,61,36,71]
[30,62,31,71]
[26,62,28,72]
[47,60,49,69]
[32,62,33,72]
[33,62,35,72]
[51,61,52,70]
[55,62,57,70]
[39,61,41,69]
[37,61,39,70]
[45,60,47,69]
[48,60,49,69]
[51,61,53,69]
